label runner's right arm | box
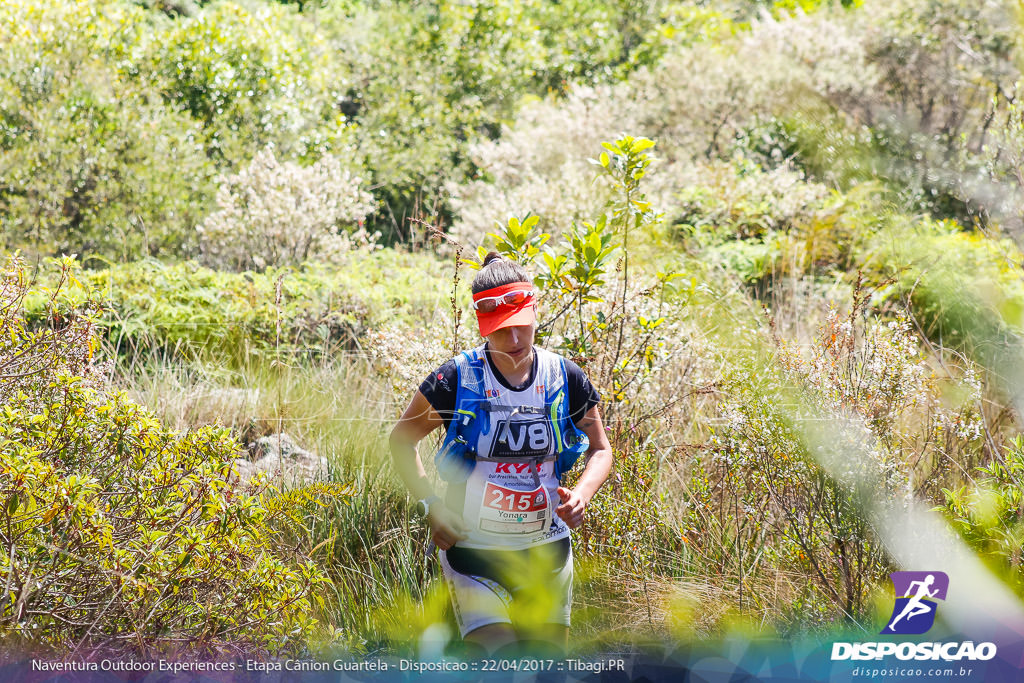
[390,390,468,550]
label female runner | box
[390,252,613,657]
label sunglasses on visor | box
[472,289,535,313]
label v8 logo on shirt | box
[488,418,552,459]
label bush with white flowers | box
[198,149,376,271]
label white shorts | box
[439,540,572,637]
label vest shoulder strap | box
[433,347,488,482]
[454,347,487,399]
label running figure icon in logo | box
[880,571,949,635]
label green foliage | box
[485,136,675,406]
[758,0,1021,225]
[769,0,861,15]
[0,0,217,259]
[41,252,446,359]
[135,2,350,162]
[678,169,883,290]
[482,214,549,268]
[116,342,449,656]
[618,3,739,75]
[147,4,279,129]
[713,0,861,19]
[0,0,359,262]
[673,159,830,241]
[706,234,785,285]
[323,0,716,241]
[866,219,1024,369]
[10,0,1024,647]
[0,254,327,654]
[766,106,988,226]
[940,437,1024,592]
[562,217,620,305]
[572,441,683,575]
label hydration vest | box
[434,346,589,483]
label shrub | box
[0,0,216,260]
[451,0,1024,248]
[858,0,1020,218]
[197,149,376,272]
[136,1,351,163]
[745,0,1023,225]
[684,299,982,624]
[673,159,830,241]
[448,86,622,246]
[687,174,884,289]
[0,254,327,655]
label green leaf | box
[176,552,193,569]
[631,138,655,153]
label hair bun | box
[482,251,502,267]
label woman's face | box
[485,323,536,363]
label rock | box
[232,432,329,487]
[180,387,259,433]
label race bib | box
[478,481,550,534]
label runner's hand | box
[555,486,586,529]
[428,506,468,550]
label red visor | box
[473,281,536,337]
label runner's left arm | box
[555,405,613,529]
